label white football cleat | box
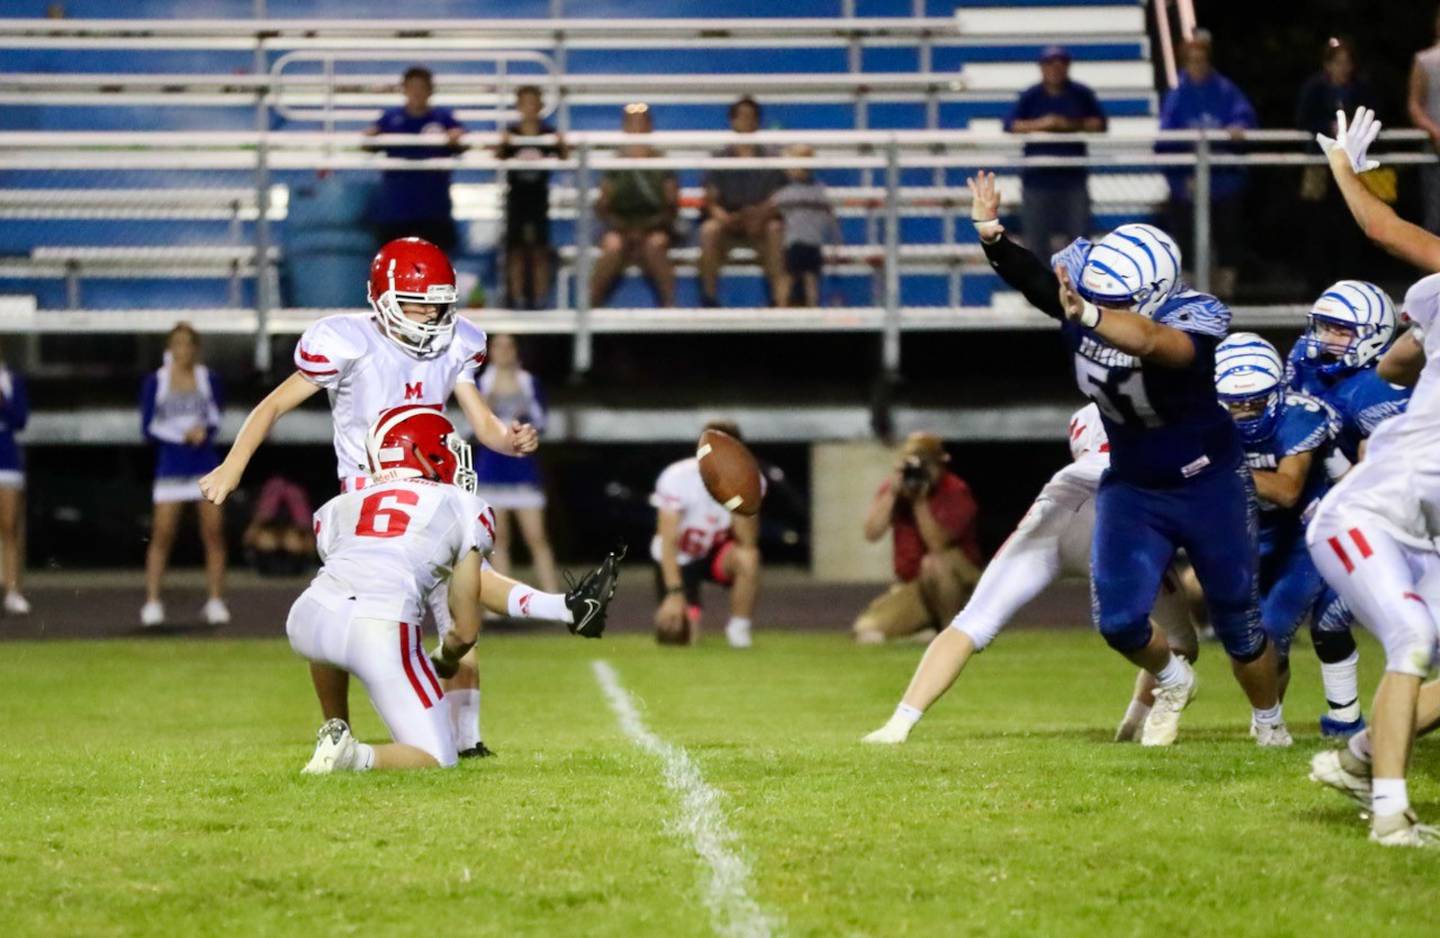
[1115,702,1148,743]
[1309,748,1372,809]
[302,718,359,775]
[3,591,30,615]
[201,598,231,626]
[1251,719,1293,748]
[724,619,752,649]
[140,600,165,628]
[1141,666,1197,747]
[862,720,910,745]
[1370,810,1440,848]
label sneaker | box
[1309,748,1372,809]
[1370,810,1440,848]
[458,742,496,759]
[1320,713,1367,739]
[201,598,230,626]
[725,619,753,649]
[140,600,165,628]
[1251,719,1293,748]
[3,592,30,615]
[563,543,625,638]
[302,718,359,774]
[1141,666,1197,747]
[861,720,910,745]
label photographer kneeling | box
[854,433,982,644]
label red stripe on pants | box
[399,622,433,709]
[1349,527,1374,559]
[414,626,444,699]
[1328,536,1354,574]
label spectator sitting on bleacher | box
[1156,32,1257,300]
[497,85,566,310]
[699,97,787,307]
[769,144,839,308]
[243,475,316,577]
[590,103,679,308]
[365,66,466,253]
[1296,38,1378,294]
[1004,45,1106,256]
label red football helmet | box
[364,405,476,494]
[367,237,459,358]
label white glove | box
[1316,106,1381,174]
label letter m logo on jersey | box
[404,381,424,401]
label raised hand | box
[1317,106,1381,174]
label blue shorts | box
[1257,536,1324,654]
[1092,462,1264,661]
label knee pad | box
[1213,603,1267,662]
[1097,615,1153,655]
[1310,624,1357,664]
[951,610,1001,652]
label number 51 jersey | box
[309,478,497,625]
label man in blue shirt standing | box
[366,66,466,253]
[1005,46,1107,256]
[1157,33,1257,300]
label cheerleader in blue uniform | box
[140,323,228,627]
[0,349,30,615]
[474,334,559,592]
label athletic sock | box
[506,584,571,623]
[1252,702,1283,727]
[352,741,376,772]
[726,617,752,634]
[894,702,924,728]
[451,689,482,751]
[1347,730,1373,765]
[1155,653,1190,690]
[1122,698,1152,727]
[1372,777,1409,818]
[1320,652,1361,720]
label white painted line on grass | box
[591,659,781,938]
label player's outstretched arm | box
[1379,330,1426,387]
[1054,266,1196,368]
[198,372,320,505]
[1323,109,1440,272]
[967,171,1066,320]
[454,381,538,456]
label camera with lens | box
[900,456,930,493]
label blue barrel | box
[282,176,379,308]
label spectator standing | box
[140,323,228,628]
[589,103,679,308]
[770,144,840,307]
[496,85,565,309]
[698,97,787,307]
[0,346,29,615]
[242,476,315,577]
[1004,45,1107,255]
[854,432,982,645]
[474,334,559,593]
[1297,38,1379,293]
[366,66,465,253]
[1409,6,1440,234]
[1157,33,1257,300]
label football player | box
[200,237,538,758]
[863,403,1198,745]
[1214,334,1348,731]
[651,421,761,648]
[1284,280,1409,736]
[293,405,620,773]
[966,170,1284,746]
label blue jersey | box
[1286,345,1410,462]
[1242,391,1338,557]
[0,366,28,473]
[141,365,222,479]
[370,105,463,224]
[1053,239,1242,487]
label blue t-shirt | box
[1004,80,1106,189]
[1242,391,1338,557]
[1053,238,1241,486]
[1286,345,1411,462]
[1156,71,1257,201]
[371,105,463,224]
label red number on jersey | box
[354,489,421,538]
[677,527,713,557]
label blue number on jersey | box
[1241,391,1338,556]
[1285,345,1411,462]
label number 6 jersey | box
[310,478,497,624]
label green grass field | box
[2,631,1437,937]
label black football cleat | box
[564,543,626,639]
[459,741,496,759]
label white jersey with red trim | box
[1066,402,1111,465]
[309,477,496,624]
[649,457,734,565]
[294,313,488,481]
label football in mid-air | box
[696,428,762,516]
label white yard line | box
[591,660,781,938]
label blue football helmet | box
[1077,224,1182,319]
[1300,280,1396,377]
[1216,332,1286,443]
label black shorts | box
[784,243,823,276]
[505,196,552,249]
[653,538,735,607]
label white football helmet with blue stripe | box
[1215,332,1285,443]
[1302,280,1396,376]
[1078,224,1182,319]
